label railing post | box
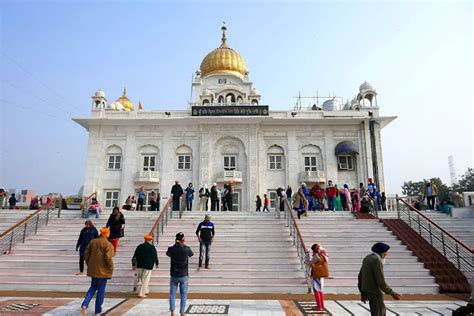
[455,243,461,270]
[417,215,421,235]
[428,223,433,245]
[396,195,400,219]
[35,214,39,234]
[441,233,446,257]
[408,207,412,227]
[156,225,160,245]
[160,218,164,235]
[22,222,27,243]
[9,231,13,253]
[57,197,62,218]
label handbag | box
[311,255,329,278]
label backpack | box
[311,255,329,278]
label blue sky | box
[1,0,472,195]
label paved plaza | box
[0,296,467,315]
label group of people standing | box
[288,178,386,219]
[170,181,234,212]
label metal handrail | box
[367,194,379,218]
[81,192,97,218]
[396,196,473,276]
[0,198,60,255]
[148,197,173,245]
[282,197,312,293]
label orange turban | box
[100,227,110,237]
[144,234,153,241]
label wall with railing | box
[0,198,61,255]
[396,196,473,278]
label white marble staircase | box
[297,211,440,294]
[0,209,160,292]
[0,209,38,234]
[150,211,307,294]
[418,210,474,248]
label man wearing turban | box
[358,242,401,315]
[132,234,159,298]
[81,227,114,315]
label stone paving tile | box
[44,298,123,316]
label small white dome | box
[107,101,125,111]
[322,99,341,111]
[95,89,106,98]
[359,81,375,92]
[251,87,260,95]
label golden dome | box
[200,24,248,78]
[116,87,134,111]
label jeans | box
[327,197,335,211]
[137,198,144,211]
[86,210,99,218]
[199,241,212,267]
[186,197,193,211]
[82,277,108,314]
[427,196,436,210]
[169,276,189,314]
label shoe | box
[205,266,209,269]
[80,306,87,315]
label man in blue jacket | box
[167,232,193,316]
[195,214,215,269]
[75,220,98,275]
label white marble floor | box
[0,297,468,315]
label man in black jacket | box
[132,234,159,298]
[196,214,215,269]
[166,232,193,316]
[171,180,184,211]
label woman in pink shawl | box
[309,243,329,311]
[343,184,352,211]
[352,188,361,212]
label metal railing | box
[282,197,312,293]
[149,197,173,245]
[396,196,473,276]
[81,192,97,218]
[0,198,60,255]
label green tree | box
[401,181,425,196]
[453,168,474,192]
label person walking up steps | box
[80,227,114,315]
[167,232,194,316]
[196,214,215,269]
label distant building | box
[74,25,396,211]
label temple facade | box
[74,25,396,211]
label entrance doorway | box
[231,190,240,212]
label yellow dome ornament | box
[200,23,248,78]
[116,87,135,111]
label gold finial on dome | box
[116,86,135,111]
[199,23,248,78]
